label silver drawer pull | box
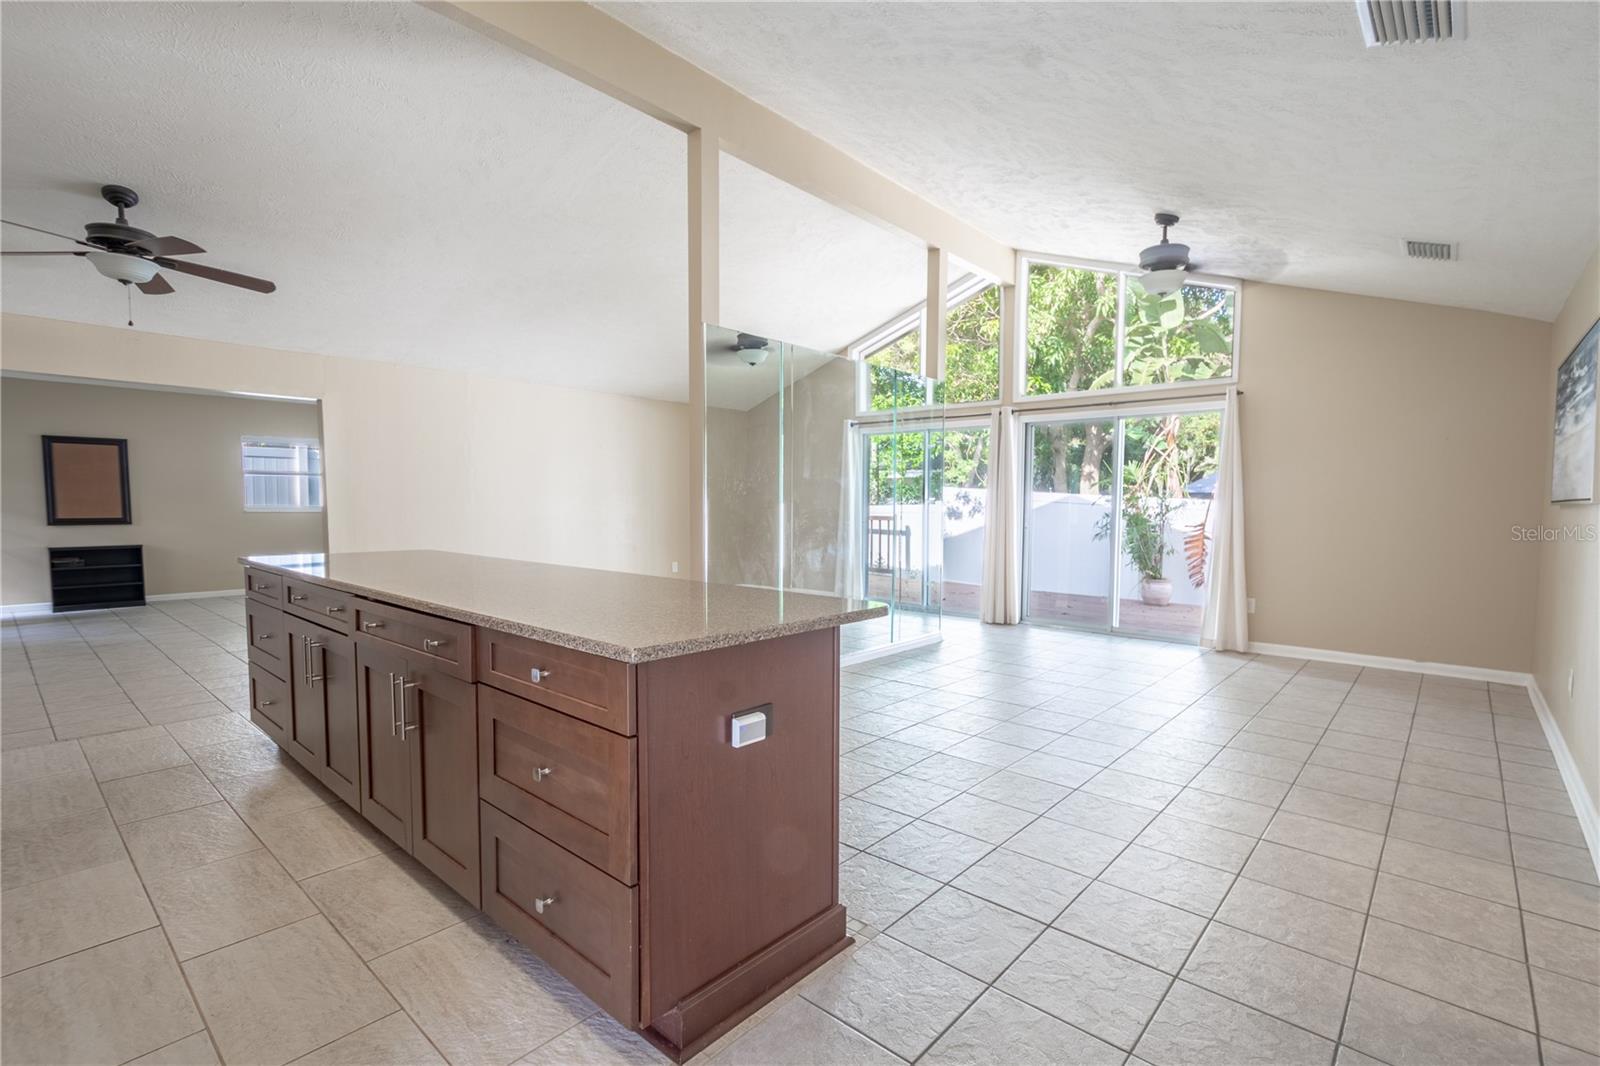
[532,766,553,782]
[363,620,385,631]
[423,638,446,650]
[533,895,556,915]
[529,667,552,683]
[257,583,273,592]
[326,605,344,614]
[259,698,275,707]
[289,593,307,603]
[259,632,275,640]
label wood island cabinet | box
[241,555,874,1062]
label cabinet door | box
[403,661,481,906]
[288,619,360,807]
[283,617,328,776]
[354,639,411,850]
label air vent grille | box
[1358,0,1466,46]
[1404,240,1455,261]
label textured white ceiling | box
[0,2,928,402]
[607,0,1600,321]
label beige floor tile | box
[1239,841,1375,911]
[839,852,941,927]
[801,934,983,1060]
[711,997,901,1066]
[209,763,337,823]
[0,738,88,783]
[292,1012,445,1065]
[0,928,202,1065]
[1532,967,1600,1056]
[887,886,1044,981]
[997,930,1168,1051]
[1057,880,1208,974]
[950,847,1089,923]
[518,1012,667,1065]
[121,801,263,877]
[1526,913,1600,983]
[1359,917,1534,1029]
[144,849,318,960]
[1342,972,1537,1066]
[164,711,262,752]
[1134,980,1334,1066]
[1182,923,1352,1039]
[1,727,61,750]
[126,1031,221,1065]
[1216,877,1366,966]
[1,768,106,829]
[0,806,126,890]
[103,763,223,824]
[368,916,594,1066]
[183,915,397,1066]
[251,801,396,879]
[1099,844,1235,917]
[923,987,1122,1066]
[80,725,193,781]
[1369,872,1526,960]
[302,850,475,959]
[1,858,158,975]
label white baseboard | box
[841,632,942,668]
[4,589,243,614]
[1246,640,1533,687]
[1528,678,1600,881]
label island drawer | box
[245,601,286,672]
[244,568,283,607]
[479,685,636,884]
[248,662,289,744]
[353,600,473,681]
[480,802,638,1024]
[477,630,634,736]
[284,578,354,634]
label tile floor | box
[2,601,1597,1066]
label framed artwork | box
[1553,319,1597,504]
[42,436,132,525]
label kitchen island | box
[239,550,884,1061]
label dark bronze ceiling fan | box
[2,184,275,296]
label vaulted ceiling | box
[608,0,1598,321]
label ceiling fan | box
[2,184,276,299]
[708,332,772,367]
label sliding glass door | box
[1024,407,1222,641]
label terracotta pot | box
[1140,578,1174,607]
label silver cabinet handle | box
[363,620,384,631]
[423,638,445,650]
[533,895,556,915]
[290,593,307,603]
[387,672,399,737]
[532,767,553,782]
[305,638,325,685]
[259,698,275,707]
[326,605,344,614]
[529,667,552,683]
[259,632,275,641]
[400,680,419,736]
[257,582,273,592]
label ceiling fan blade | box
[1,219,96,249]
[153,257,275,294]
[126,235,205,257]
[1,250,85,256]
[136,273,175,295]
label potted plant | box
[1095,487,1177,606]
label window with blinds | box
[242,437,324,512]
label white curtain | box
[1202,388,1249,651]
[836,423,864,598]
[981,409,1023,624]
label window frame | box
[241,435,325,513]
[1017,251,1243,404]
[851,273,1002,416]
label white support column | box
[688,128,719,581]
[924,246,948,381]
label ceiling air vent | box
[1357,0,1466,46]
[1404,239,1455,261]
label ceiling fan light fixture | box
[86,251,158,284]
[1136,211,1192,295]
[1140,267,1188,296]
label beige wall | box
[1240,283,1552,672]
[1532,250,1600,814]
[2,377,326,602]
[1,314,694,583]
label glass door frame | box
[1019,396,1226,641]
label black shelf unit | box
[49,545,145,612]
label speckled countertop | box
[240,551,886,664]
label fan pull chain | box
[127,284,133,328]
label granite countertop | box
[240,550,886,664]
